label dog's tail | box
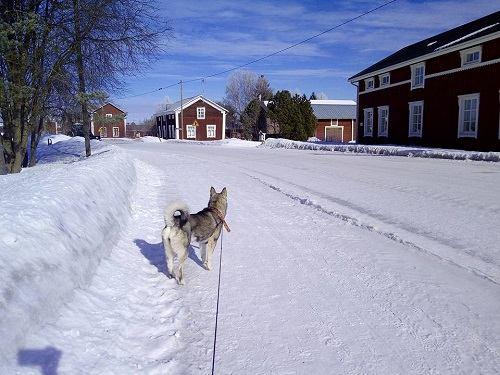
[164,200,190,227]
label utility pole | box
[180,80,183,140]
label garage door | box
[325,126,343,143]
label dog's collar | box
[209,207,231,232]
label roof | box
[93,102,126,114]
[349,11,500,81]
[157,95,228,115]
[310,100,357,120]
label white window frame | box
[106,113,112,118]
[206,124,216,138]
[112,127,119,137]
[408,101,424,137]
[379,73,390,87]
[378,106,389,137]
[99,127,107,138]
[186,125,196,138]
[411,63,425,89]
[364,78,374,91]
[460,46,482,67]
[197,107,205,120]
[457,93,480,138]
[363,108,374,137]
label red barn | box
[91,103,127,138]
[155,95,227,141]
[348,11,500,152]
[311,100,357,143]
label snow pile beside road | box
[163,138,261,147]
[37,135,111,164]
[0,138,136,361]
[263,138,500,162]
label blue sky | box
[114,1,499,123]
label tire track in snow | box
[246,173,500,287]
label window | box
[365,78,374,91]
[206,125,216,138]
[106,113,112,118]
[363,108,373,137]
[197,107,205,119]
[461,46,482,66]
[186,125,196,138]
[99,127,107,138]
[378,106,389,137]
[379,73,390,86]
[112,127,119,137]
[408,101,424,137]
[458,93,479,138]
[411,63,425,89]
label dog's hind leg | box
[176,247,188,285]
[161,228,174,278]
[200,241,207,267]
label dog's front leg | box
[204,236,218,270]
[200,241,207,267]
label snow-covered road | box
[8,140,500,374]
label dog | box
[162,187,228,284]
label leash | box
[209,207,231,233]
[211,229,224,375]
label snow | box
[2,139,500,374]
[435,23,499,50]
[310,99,356,105]
[263,137,500,162]
[0,137,135,365]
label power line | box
[118,0,399,99]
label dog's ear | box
[210,186,216,196]
[221,187,227,197]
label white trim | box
[222,112,226,140]
[206,124,216,138]
[460,45,482,66]
[105,113,112,118]
[112,127,119,138]
[363,108,374,137]
[360,58,500,94]
[349,30,500,83]
[175,111,180,139]
[379,73,390,87]
[408,101,424,137]
[197,107,206,120]
[351,119,354,142]
[91,119,94,135]
[377,106,389,137]
[186,124,196,139]
[411,62,425,89]
[457,93,480,138]
[93,102,126,114]
[365,77,375,91]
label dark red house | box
[155,95,227,141]
[348,11,500,152]
[91,103,127,138]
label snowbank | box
[262,138,500,162]
[0,137,136,360]
[161,138,261,148]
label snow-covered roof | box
[349,11,500,81]
[310,100,356,120]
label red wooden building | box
[348,11,500,152]
[310,100,357,143]
[91,103,127,138]
[155,95,227,141]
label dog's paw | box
[203,262,212,271]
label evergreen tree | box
[309,92,317,100]
[268,91,316,141]
[240,99,267,140]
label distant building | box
[91,103,127,138]
[310,100,357,143]
[155,95,227,141]
[44,120,62,134]
[349,11,500,151]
